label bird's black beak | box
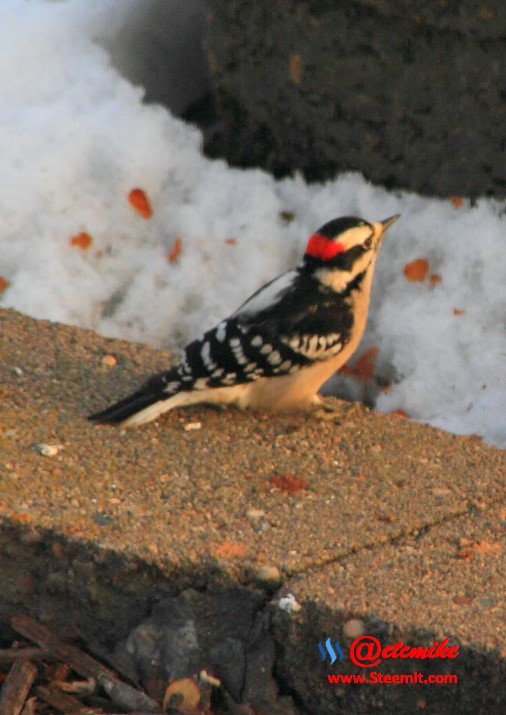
[381,214,400,231]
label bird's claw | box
[311,403,343,422]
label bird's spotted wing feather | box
[89,267,354,424]
[161,318,311,395]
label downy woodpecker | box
[89,214,399,426]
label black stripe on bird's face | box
[303,217,375,269]
[316,216,370,237]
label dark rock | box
[117,587,293,712]
[204,0,506,197]
[210,637,245,702]
[241,612,279,713]
[122,596,200,687]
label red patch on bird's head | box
[305,233,346,261]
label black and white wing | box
[89,269,352,424]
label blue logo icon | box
[318,637,345,664]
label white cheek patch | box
[339,225,374,250]
[315,268,353,293]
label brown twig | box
[0,660,38,715]
[0,648,47,664]
[20,696,37,715]
[11,615,161,713]
[74,627,139,685]
[35,685,101,713]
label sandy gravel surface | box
[1,308,503,575]
[1,307,504,712]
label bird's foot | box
[310,400,343,422]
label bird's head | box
[303,214,399,291]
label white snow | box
[0,0,504,447]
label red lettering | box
[390,642,404,657]
[433,637,450,658]
[447,645,459,658]
[400,645,412,658]
[382,645,394,658]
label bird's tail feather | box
[88,365,191,427]
[88,386,163,425]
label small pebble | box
[253,564,281,583]
[91,512,113,526]
[432,487,451,496]
[101,354,117,367]
[35,443,61,457]
[246,508,265,522]
[184,422,202,431]
[278,593,301,613]
[343,619,365,638]
[13,366,23,376]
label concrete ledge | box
[1,308,504,712]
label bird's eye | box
[363,236,373,249]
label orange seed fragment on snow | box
[340,346,378,381]
[429,273,442,287]
[391,409,410,419]
[450,195,463,207]
[69,232,93,249]
[128,188,153,218]
[0,277,10,294]
[403,258,429,282]
[452,308,465,316]
[168,238,183,263]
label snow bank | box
[0,0,504,446]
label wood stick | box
[97,674,161,712]
[0,648,47,664]
[10,615,116,680]
[74,628,139,685]
[11,615,161,713]
[20,696,37,715]
[0,660,38,715]
[50,676,96,695]
[35,685,101,714]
